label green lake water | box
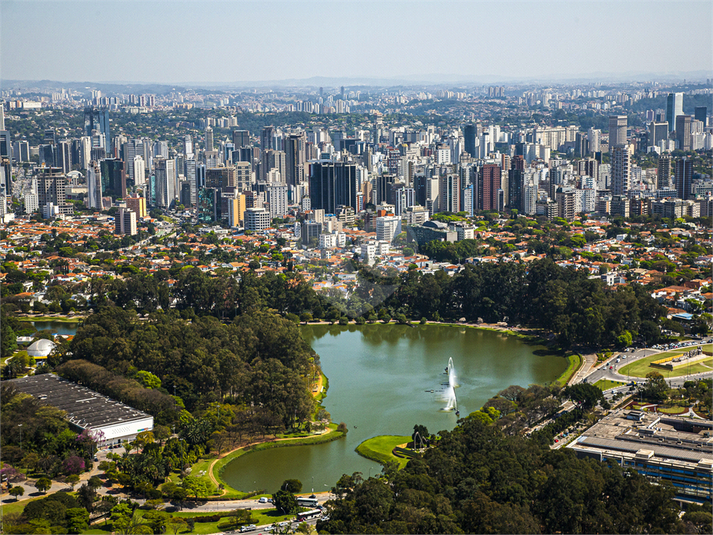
[221,324,567,494]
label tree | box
[66,474,80,489]
[168,516,188,535]
[272,489,297,514]
[35,477,52,493]
[9,486,24,500]
[281,479,302,493]
[565,383,604,409]
[66,507,90,534]
[641,371,668,403]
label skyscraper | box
[657,154,672,190]
[609,115,627,148]
[648,121,669,148]
[463,124,477,157]
[284,132,306,187]
[205,127,214,152]
[478,164,501,211]
[675,115,692,151]
[87,161,102,210]
[154,158,176,208]
[666,92,683,132]
[610,145,631,196]
[675,158,693,200]
[232,129,250,148]
[84,107,112,154]
[439,173,461,213]
[100,158,125,198]
[309,161,358,214]
[694,106,707,126]
[261,126,275,151]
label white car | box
[258,497,269,503]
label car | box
[609,365,613,369]
[554,439,559,443]
[258,497,269,504]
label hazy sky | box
[1,0,711,84]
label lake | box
[27,320,81,336]
[221,323,567,494]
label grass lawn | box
[0,496,42,516]
[356,435,411,469]
[555,354,583,386]
[620,344,713,378]
[657,406,688,414]
[594,379,626,391]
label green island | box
[355,435,412,470]
[619,344,713,378]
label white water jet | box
[442,357,459,412]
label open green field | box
[355,435,411,469]
[619,344,713,378]
[594,379,626,391]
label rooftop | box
[9,373,152,432]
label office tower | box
[13,140,30,163]
[267,183,288,219]
[125,195,147,218]
[508,156,525,211]
[478,164,501,211]
[154,158,176,208]
[0,105,4,130]
[610,145,631,196]
[657,154,672,189]
[588,128,601,154]
[609,115,627,148]
[439,173,461,213]
[206,166,236,189]
[43,128,56,146]
[0,131,10,159]
[309,161,358,214]
[184,159,197,206]
[84,107,112,154]
[133,155,146,186]
[234,161,252,192]
[122,139,144,182]
[261,126,275,150]
[676,115,692,151]
[100,158,125,198]
[184,135,193,156]
[227,193,246,227]
[376,174,396,205]
[523,171,538,215]
[205,126,214,152]
[694,106,707,126]
[463,124,477,157]
[675,158,693,199]
[284,132,306,186]
[115,208,137,235]
[153,140,168,159]
[666,92,683,132]
[648,122,669,148]
[232,129,250,148]
[262,149,285,182]
[37,167,70,213]
[54,141,72,173]
[87,161,102,210]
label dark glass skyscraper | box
[84,107,112,154]
[309,161,358,214]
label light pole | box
[311,476,314,494]
[18,424,22,449]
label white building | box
[376,215,402,243]
[24,193,39,214]
[245,207,270,231]
[267,183,288,219]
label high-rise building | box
[232,129,250,148]
[115,208,137,236]
[376,215,402,243]
[184,159,197,206]
[100,158,125,198]
[87,161,102,210]
[125,195,147,218]
[84,107,112,155]
[463,124,477,157]
[184,134,193,157]
[588,128,601,154]
[228,193,246,227]
[244,207,270,231]
[648,121,669,148]
[694,106,707,126]
[666,93,683,132]
[609,115,627,148]
[657,154,672,190]
[154,158,176,208]
[261,126,275,151]
[478,164,501,211]
[675,115,692,151]
[309,161,359,214]
[132,155,146,186]
[0,131,10,159]
[206,166,236,189]
[284,132,306,186]
[267,183,288,219]
[675,158,693,200]
[439,173,461,213]
[610,146,632,196]
[37,167,72,214]
[205,126,214,152]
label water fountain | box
[442,357,459,414]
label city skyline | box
[1,0,712,86]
